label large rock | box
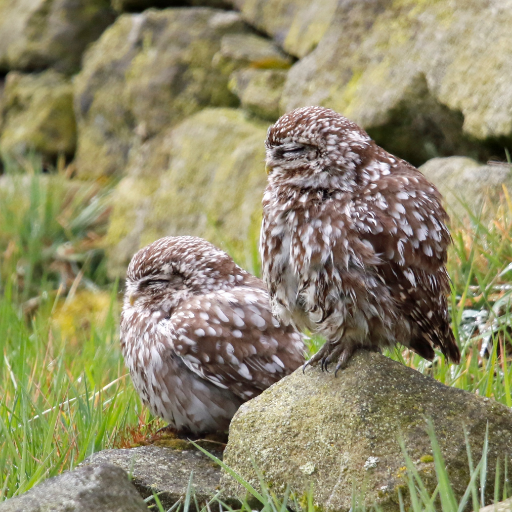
[419,156,512,220]
[0,0,116,74]
[223,350,512,511]
[229,68,288,121]
[0,70,76,160]
[74,8,255,180]
[106,107,267,277]
[81,444,234,511]
[0,464,148,512]
[275,0,512,166]
[233,0,339,59]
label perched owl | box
[260,106,461,373]
[120,236,305,435]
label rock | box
[233,0,339,58]
[0,70,76,160]
[0,0,116,75]
[419,157,512,220]
[113,0,233,12]
[279,1,512,166]
[0,463,148,512]
[105,107,267,277]
[213,32,292,75]
[229,68,288,121]
[74,8,253,180]
[81,444,235,511]
[480,497,512,512]
[223,350,512,511]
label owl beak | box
[265,162,271,174]
[129,293,139,306]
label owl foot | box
[304,341,333,372]
[304,343,359,376]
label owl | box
[260,106,461,374]
[120,236,305,436]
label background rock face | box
[419,157,512,220]
[0,0,116,74]
[280,0,512,165]
[74,8,250,179]
[223,350,512,511]
[106,107,267,276]
[0,70,76,160]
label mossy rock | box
[229,68,288,121]
[419,156,512,220]
[223,350,512,511]
[233,0,339,58]
[278,0,512,165]
[0,0,116,75]
[74,8,255,180]
[0,70,76,159]
[106,107,268,277]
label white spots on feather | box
[251,314,267,329]
[199,312,209,320]
[232,329,243,338]
[403,269,416,287]
[237,363,252,380]
[423,244,433,257]
[215,307,229,323]
[272,355,285,368]
[396,191,409,201]
[194,328,205,337]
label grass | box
[0,157,512,508]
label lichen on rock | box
[0,70,76,160]
[222,350,512,511]
[0,0,116,74]
[106,107,268,277]
[74,8,257,180]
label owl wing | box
[350,163,460,362]
[167,287,305,401]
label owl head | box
[125,236,241,312]
[265,106,371,188]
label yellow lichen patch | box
[52,290,113,343]
[420,454,434,464]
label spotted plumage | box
[120,236,305,435]
[260,106,460,372]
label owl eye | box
[142,278,168,287]
[281,145,306,158]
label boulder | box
[229,68,288,121]
[74,8,255,180]
[277,0,512,166]
[112,0,233,12]
[105,107,267,277]
[480,497,512,512]
[233,0,339,59]
[223,350,512,511]
[0,70,76,160]
[0,463,148,512]
[0,0,116,75]
[81,444,235,511]
[419,157,512,220]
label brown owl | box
[120,236,305,436]
[260,106,460,373]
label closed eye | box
[142,278,168,287]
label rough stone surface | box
[419,157,512,220]
[106,107,267,277]
[74,8,252,180]
[0,70,76,159]
[229,68,287,121]
[81,445,233,511]
[278,0,512,165]
[0,0,116,74]
[0,463,148,512]
[223,350,512,511]
[112,0,233,12]
[233,0,339,58]
[480,497,512,512]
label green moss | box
[420,455,434,464]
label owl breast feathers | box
[260,106,461,373]
[120,236,305,435]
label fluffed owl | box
[120,236,305,435]
[260,106,460,373]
